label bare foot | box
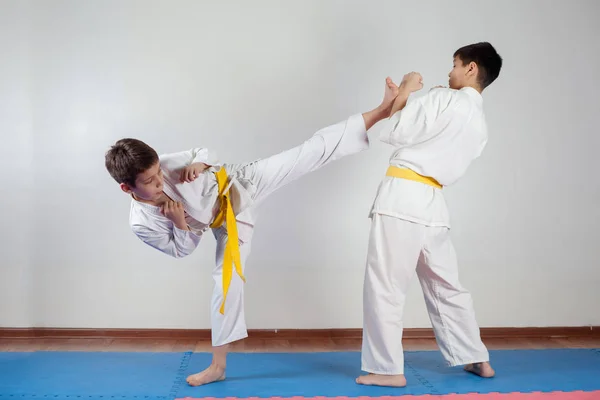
[380,77,400,113]
[186,364,226,386]
[356,373,407,387]
[464,362,495,378]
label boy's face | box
[120,162,164,202]
[448,56,475,90]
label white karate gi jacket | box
[128,114,369,258]
[370,87,488,227]
[127,147,260,258]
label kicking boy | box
[357,42,503,387]
[105,79,400,387]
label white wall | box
[1,0,599,329]
[0,1,33,327]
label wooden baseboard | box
[1,327,598,340]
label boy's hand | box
[400,72,423,93]
[180,162,209,183]
[162,200,187,230]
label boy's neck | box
[132,192,168,207]
[462,83,483,94]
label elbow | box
[154,245,191,259]
[172,250,191,259]
[173,245,198,259]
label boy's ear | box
[120,183,133,194]
[467,61,478,77]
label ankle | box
[211,344,228,370]
[211,361,226,370]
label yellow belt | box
[209,168,246,315]
[386,166,442,189]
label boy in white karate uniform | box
[104,81,400,387]
[357,42,503,387]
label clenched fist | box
[180,162,210,183]
[400,72,424,93]
[161,200,187,230]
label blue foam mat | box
[176,349,600,398]
[0,349,599,399]
[0,351,187,399]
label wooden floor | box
[2,336,600,352]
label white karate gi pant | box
[209,115,368,347]
[361,213,489,374]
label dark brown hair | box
[454,42,503,89]
[105,138,159,187]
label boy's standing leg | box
[186,226,253,386]
[357,217,494,387]
[416,226,494,377]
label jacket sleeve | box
[159,148,221,171]
[131,223,202,259]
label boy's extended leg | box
[417,226,494,378]
[186,226,253,386]
[240,114,369,204]
[238,77,401,204]
[357,214,425,387]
